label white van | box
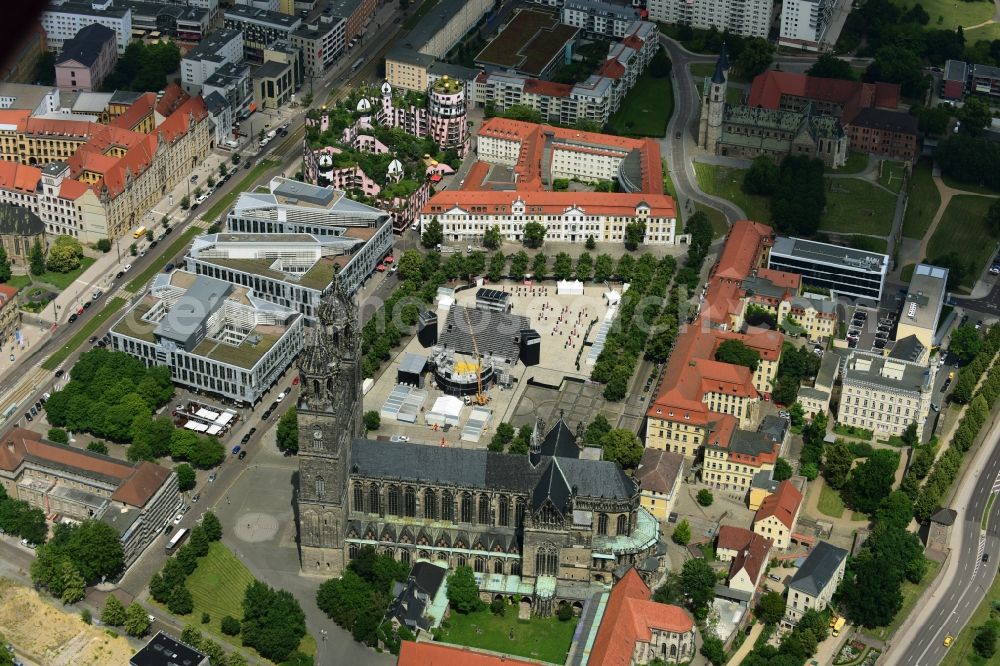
[225,139,239,149]
[266,129,277,140]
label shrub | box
[557,603,574,621]
[221,615,241,635]
[697,489,714,506]
[201,612,210,624]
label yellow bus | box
[832,616,846,637]
[132,226,147,239]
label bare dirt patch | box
[0,578,134,665]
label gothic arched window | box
[478,495,491,525]
[353,482,364,512]
[535,544,557,576]
[387,485,401,516]
[348,543,359,559]
[597,513,608,536]
[475,557,485,573]
[494,559,504,574]
[424,489,437,520]
[400,550,411,566]
[369,485,381,515]
[404,487,416,518]
[442,491,454,522]
[456,554,466,568]
[616,514,628,535]
[315,476,325,498]
[498,496,509,527]
[515,498,526,528]
[460,492,473,523]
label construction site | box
[363,280,622,448]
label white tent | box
[557,279,584,295]
[604,290,621,307]
[426,395,463,427]
[436,295,455,310]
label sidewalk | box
[725,623,762,666]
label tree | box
[584,414,612,447]
[483,225,502,250]
[575,252,593,281]
[46,235,83,272]
[552,252,573,280]
[756,591,786,624]
[771,155,826,236]
[523,221,546,248]
[47,428,68,444]
[168,584,194,615]
[697,489,714,506]
[600,429,643,468]
[714,339,760,372]
[101,594,127,626]
[188,525,209,557]
[202,511,222,542]
[734,37,774,79]
[124,602,151,637]
[532,252,547,278]
[594,254,613,283]
[175,463,196,492]
[842,449,899,514]
[557,603,574,621]
[276,406,298,454]
[671,519,691,545]
[95,238,112,253]
[974,623,998,658]
[624,221,646,251]
[823,441,854,490]
[865,46,928,99]
[841,551,903,627]
[800,462,819,480]
[488,251,506,281]
[649,46,673,78]
[949,324,982,363]
[509,250,529,281]
[680,558,716,612]
[87,441,108,455]
[488,422,516,453]
[774,457,793,481]
[807,53,856,80]
[0,246,10,283]
[446,566,484,613]
[363,410,380,431]
[242,581,307,662]
[60,560,86,604]
[585,235,596,250]
[421,216,443,248]
[875,491,914,531]
[900,421,918,447]
[957,96,992,135]
[180,195,191,211]
[789,402,805,429]
[396,249,424,282]
[743,155,779,196]
[29,238,45,276]
[700,634,726,666]
[221,615,241,636]
[490,597,506,616]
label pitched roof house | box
[752,479,803,549]
[784,541,848,626]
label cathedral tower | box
[296,275,362,576]
[699,49,729,150]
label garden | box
[834,640,883,665]
[436,605,578,664]
[606,73,673,137]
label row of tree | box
[149,517,221,615]
[936,134,1000,193]
[772,342,821,406]
[100,595,152,637]
[743,155,827,238]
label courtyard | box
[436,607,578,665]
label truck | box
[832,616,846,637]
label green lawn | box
[41,297,126,371]
[693,163,770,223]
[438,608,578,664]
[891,0,993,32]
[821,178,895,236]
[5,275,31,289]
[817,482,846,518]
[607,73,673,137]
[663,162,677,197]
[694,203,729,239]
[941,173,1000,196]
[864,559,942,643]
[903,160,941,240]
[726,87,744,104]
[126,227,200,293]
[939,566,1000,666]
[688,62,750,83]
[23,257,97,291]
[827,151,870,174]
[879,160,907,194]
[984,493,997,530]
[201,160,281,223]
[844,235,888,254]
[927,195,998,290]
[966,21,1000,40]
[900,263,916,283]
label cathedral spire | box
[297,273,358,413]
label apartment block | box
[561,0,642,38]
[55,24,118,93]
[837,350,935,440]
[41,0,133,54]
[779,0,834,50]
[121,0,210,42]
[181,28,245,95]
[896,264,948,351]
[224,4,302,63]
[648,0,773,38]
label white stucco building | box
[647,0,773,38]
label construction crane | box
[464,307,489,406]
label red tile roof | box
[109,93,155,131]
[112,461,171,507]
[424,190,676,218]
[397,642,539,665]
[590,568,694,666]
[0,161,40,193]
[729,532,773,586]
[754,480,803,530]
[155,83,190,117]
[523,78,572,97]
[58,178,90,200]
[636,447,684,494]
[0,284,19,304]
[0,109,31,129]
[713,220,773,282]
[755,267,801,291]
[717,524,756,552]
[747,71,900,122]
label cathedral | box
[296,279,663,613]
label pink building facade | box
[54,24,117,92]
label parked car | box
[389,435,410,442]
[115,271,124,280]
[232,445,241,455]
[54,369,64,378]
[24,412,32,422]
[208,472,217,483]
[164,524,174,535]
[248,427,257,437]
[191,493,200,503]
[241,433,251,445]
[262,408,272,419]
[190,175,198,183]
[150,240,158,248]
[123,263,132,272]
[82,302,91,310]
[68,313,78,323]
[238,450,248,460]
[277,392,286,402]
[92,289,103,300]
[88,336,98,344]
[173,514,183,524]
[164,263,175,272]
